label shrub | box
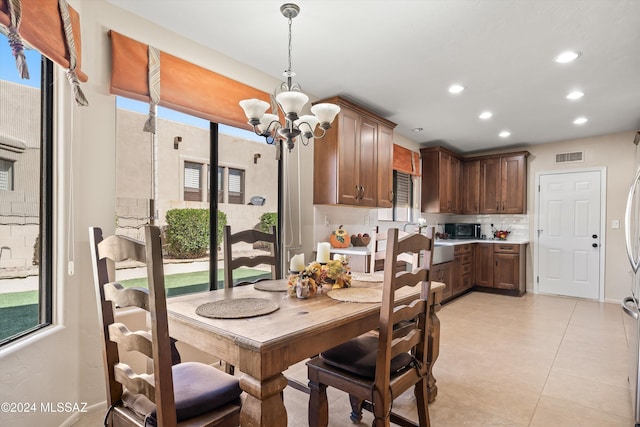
[165,209,222,259]
[217,211,227,249]
[259,212,278,233]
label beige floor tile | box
[543,370,632,419]
[530,395,633,427]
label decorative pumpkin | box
[330,225,351,248]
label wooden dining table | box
[166,279,445,427]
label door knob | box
[592,243,598,248]
[592,234,598,239]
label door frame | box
[533,167,607,301]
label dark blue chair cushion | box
[320,335,414,378]
[123,362,241,425]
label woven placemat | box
[195,298,279,319]
[351,272,384,283]
[327,288,383,303]
[254,281,288,292]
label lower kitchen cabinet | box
[432,261,452,300]
[473,242,526,296]
[452,244,473,296]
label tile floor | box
[76,292,634,426]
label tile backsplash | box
[313,205,530,243]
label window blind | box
[0,159,11,190]
[184,162,201,189]
[228,169,242,193]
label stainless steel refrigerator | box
[623,131,640,427]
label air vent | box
[555,151,584,164]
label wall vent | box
[555,151,584,164]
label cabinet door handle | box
[360,185,365,199]
[389,191,394,203]
[355,185,360,199]
[496,201,499,210]
[502,201,505,211]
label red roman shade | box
[0,0,87,81]
[393,144,420,176]
[109,31,271,130]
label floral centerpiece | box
[287,258,352,298]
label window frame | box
[0,158,15,190]
[227,167,245,205]
[0,56,54,347]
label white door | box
[538,170,602,299]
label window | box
[184,161,202,201]
[0,39,53,346]
[0,159,14,190]
[393,171,413,222]
[228,168,245,204]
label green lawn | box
[0,267,270,341]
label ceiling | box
[106,0,640,153]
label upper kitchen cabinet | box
[478,152,529,214]
[462,159,480,214]
[420,146,462,214]
[313,96,396,207]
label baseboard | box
[59,401,106,427]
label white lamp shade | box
[257,113,280,134]
[239,99,270,120]
[276,91,309,116]
[294,115,319,135]
[311,103,340,124]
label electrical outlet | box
[612,219,620,229]
[324,216,330,226]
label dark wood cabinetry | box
[432,261,453,300]
[474,244,494,288]
[479,153,528,214]
[423,148,528,215]
[472,243,526,296]
[313,96,396,207]
[420,146,462,214]
[462,160,480,214]
[452,244,473,296]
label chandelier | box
[239,3,340,152]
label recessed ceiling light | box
[573,117,588,125]
[499,131,511,138]
[554,51,581,63]
[411,127,424,132]
[479,111,493,120]
[448,84,465,94]
[566,91,584,100]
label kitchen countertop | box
[435,239,529,246]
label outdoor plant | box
[165,209,227,258]
[259,212,278,233]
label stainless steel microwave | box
[444,223,481,239]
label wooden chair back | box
[374,226,434,424]
[89,225,177,426]
[223,225,281,288]
[368,226,419,272]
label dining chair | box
[89,225,242,427]
[369,226,420,273]
[307,227,434,427]
[223,225,281,288]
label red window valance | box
[0,0,87,82]
[109,31,271,130]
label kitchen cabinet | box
[377,124,394,208]
[432,261,453,300]
[452,244,473,296]
[479,153,528,214]
[472,242,526,295]
[474,244,494,288]
[313,96,397,207]
[493,243,525,293]
[420,146,462,213]
[462,159,480,214]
